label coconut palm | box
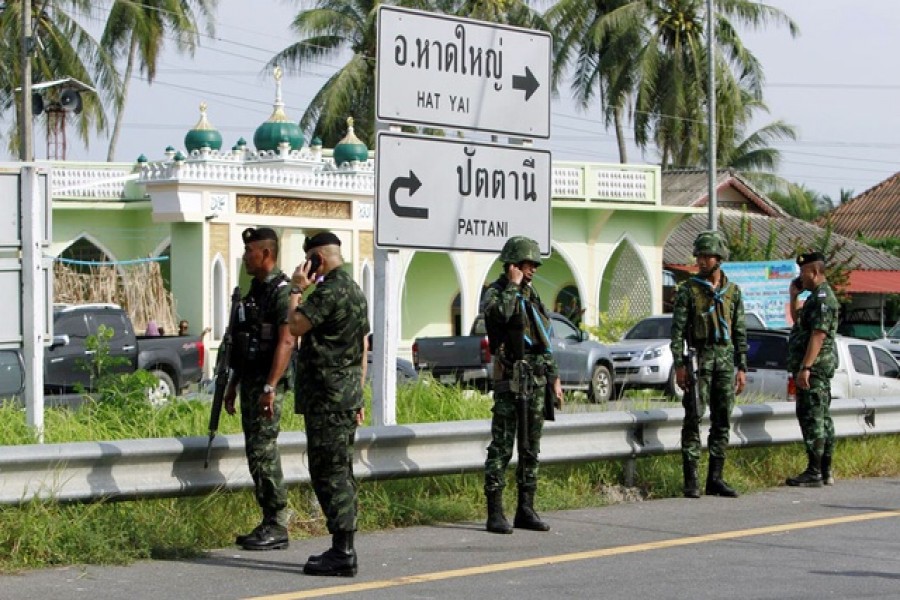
[102,0,217,161]
[548,0,798,169]
[269,0,547,148]
[0,0,121,157]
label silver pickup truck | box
[412,312,617,402]
[745,329,900,400]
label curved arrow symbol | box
[389,170,428,219]
[512,66,540,101]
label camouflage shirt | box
[294,268,370,414]
[482,274,559,381]
[670,272,748,370]
[788,280,839,375]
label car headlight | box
[642,347,664,360]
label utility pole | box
[20,0,34,161]
[707,0,717,231]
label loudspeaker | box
[59,89,83,114]
[31,93,44,115]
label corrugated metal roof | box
[825,171,900,239]
[660,170,900,274]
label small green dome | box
[136,154,148,164]
[184,102,223,153]
[311,136,323,148]
[333,117,368,167]
[254,66,304,152]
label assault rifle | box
[204,286,242,469]
[510,359,533,452]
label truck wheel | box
[589,364,613,403]
[665,368,685,401]
[147,369,175,407]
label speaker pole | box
[20,0,34,161]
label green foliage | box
[586,308,641,343]
[720,210,782,262]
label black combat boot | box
[705,456,739,497]
[786,454,823,488]
[303,531,358,577]
[235,518,267,546]
[821,454,834,486]
[683,460,700,499]
[240,521,289,550]
[485,489,513,534]
[513,489,550,531]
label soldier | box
[786,251,839,487]
[288,231,369,577]
[670,230,748,499]
[482,236,563,534]
[224,227,296,550]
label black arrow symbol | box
[512,66,540,101]
[389,170,428,219]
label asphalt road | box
[3,478,899,600]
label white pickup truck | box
[745,329,900,400]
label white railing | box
[48,159,660,203]
[1,399,897,504]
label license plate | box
[439,374,456,384]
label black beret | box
[797,251,826,266]
[242,227,278,245]
[303,231,341,253]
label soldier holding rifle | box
[670,230,748,499]
[482,236,563,534]
[222,227,297,550]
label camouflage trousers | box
[682,347,735,464]
[306,410,359,534]
[795,374,835,459]
[484,389,544,493]
[240,380,288,519]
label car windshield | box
[888,322,900,339]
[625,318,672,340]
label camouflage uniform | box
[670,273,748,465]
[294,268,369,535]
[788,280,839,465]
[482,273,558,495]
[236,269,292,523]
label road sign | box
[375,132,551,254]
[376,5,551,139]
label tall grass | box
[1,384,899,572]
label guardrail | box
[1,399,898,504]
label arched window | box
[211,255,226,339]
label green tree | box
[267,0,381,148]
[719,210,781,262]
[102,0,218,161]
[547,0,638,163]
[547,0,797,169]
[768,182,832,221]
[0,0,120,155]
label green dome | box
[254,66,304,152]
[184,102,223,153]
[333,117,368,167]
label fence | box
[1,399,898,504]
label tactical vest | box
[484,279,551,363]
[233,272,290,380]
[686,278,739,345]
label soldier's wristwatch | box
[263,384,276,394]
[800,366,812,372]
[289,285,302,295]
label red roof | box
[847,270,900,294]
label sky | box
[21,0,900,203]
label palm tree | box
[547,0,798,169]
[0,0,121,156]
[267,0,380,148]
[270,0,546,148]
[768,182,831,221]
[102,0,217,161]
[547,0,637,163]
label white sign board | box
[377,5,551,139]
[375,132,551,254]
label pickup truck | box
[744,328,900,400]
[874,321,900,362]
[45,303,204,403]
[412,311,616,402]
